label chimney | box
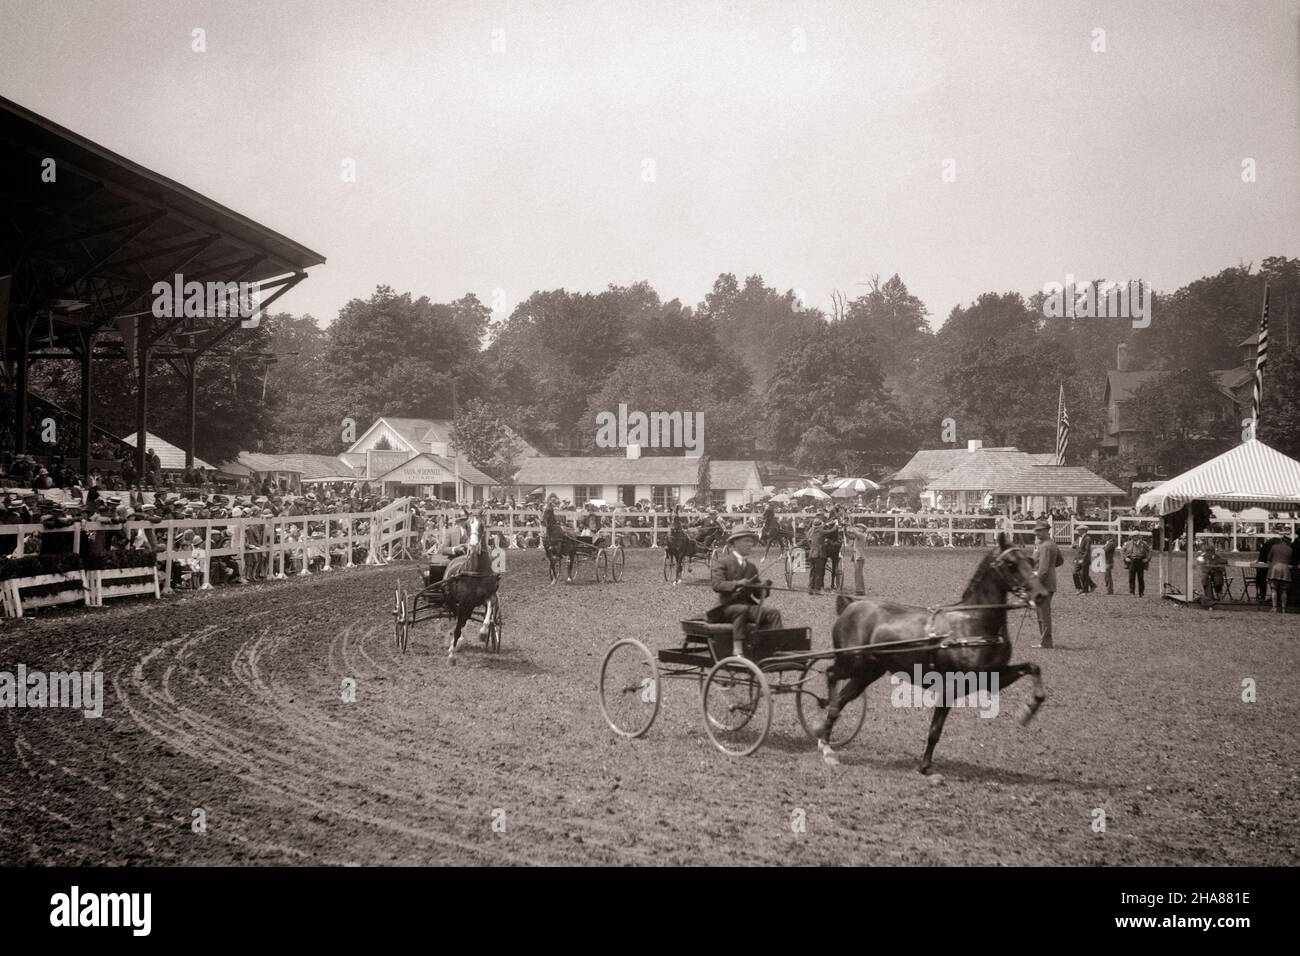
[626,444,641,460]
[967,440,983,453]
[1116,342,1130,371]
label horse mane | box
[960,550,999,602]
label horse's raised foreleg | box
[816,666,880,767]
[919,705,951,774]
[997,662,1047,725]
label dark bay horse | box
[442,511,500,665]
[811,533,1049,773]
[665,521,718,584]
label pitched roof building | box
[513,455,764,509]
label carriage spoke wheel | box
[596,549,608,583]
[702,657,772,757]
[599,639,660,738]
[663,551,674,583]
[784,553,795,590]
[393,586,411,653]
[795,664,866,746]
[611,547,625,582]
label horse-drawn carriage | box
[544,532,625,584]
[600,611,866,756]
[392,512,504,665]
[600,534,1051,769]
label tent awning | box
[1134,439,1300,515]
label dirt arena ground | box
[1,547,1297,866]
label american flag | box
[1055,384,1069,465]
[1251,283,1269,433]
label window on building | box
[574,485,601,507]
[710,490,727,510]
[652,485,678,510]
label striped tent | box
[1136,439,1300,605]
[1134,439,1300,515]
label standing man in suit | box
[806,519,827,595]
[1073,526,1094,593]
[1031,519,1063,648]
[707,528,782,659]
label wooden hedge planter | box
[0,572,88,618]
[85,568,161,607]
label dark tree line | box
[22,257,1300,481]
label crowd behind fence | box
[412,509,1298,555]
[5,502,1295,611]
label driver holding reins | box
[426,511,473,587]
[707,528,782,659]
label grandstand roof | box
[119,432,213,470]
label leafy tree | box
[925,292,1070,450]
[452,398,524,482]
[697,273,822,394]
[1127,369,1238,473]
[765,323,911,470]
[1256,343,1300,459]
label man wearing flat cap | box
[707,527,783,658]
[1031,519,1063,648]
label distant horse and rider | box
[664,505,725,585]
[426,510,501,665]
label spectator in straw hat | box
[1031,519,1063,648]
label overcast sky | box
[2,0,1297,327]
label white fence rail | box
[412,509,1295,554]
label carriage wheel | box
[599,639,660,738]
[595,549,608,583]
[663,550,674,583]
[702,657,772,757]
[611,547,625,582]
[784,552,795,590]
[708,546,722,569]
[393,585,411,653]
[795,664,866,746]
[489,598,503,653]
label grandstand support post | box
[184,353,197,469]
[135,314,152,479]
[894,515,900,547]
[1185,502,1195,600]
[14,316,32,453]
[947,515,954,547]
[77,329,95,478]
[320,518,332,571]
